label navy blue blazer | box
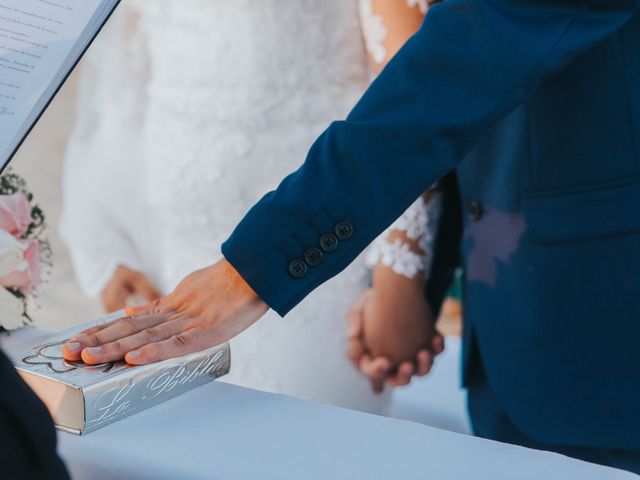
[223,0,640,448]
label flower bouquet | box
[0,170,51,331]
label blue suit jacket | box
[223,0,640,448]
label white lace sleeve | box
[366,189,443,278]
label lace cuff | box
[360,0,431,65]
[366,189,443,278]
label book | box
[0,0,120,172]
[14,312,231,435]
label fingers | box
[371,378,385,394]
[62,313,171,362]
[415,349,434,377]
[432,334,445,355]
[345,289,371,340]
[347,338,366,369]
[386,362,416,388]
[384,347,436,388]
[358,354,391,394]
[69,321,116,342]
[80,318,190,364]
[102,282,129,313]
[124,327,209,365]
[345,307,363,340]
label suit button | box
[304,248,324,267]
[319,233,338,252]
[467,202,483,222]
[288,259,308,279]
[335,221,354,241]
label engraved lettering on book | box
[88,351,227,427]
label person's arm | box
[224,0,640,317]
[351,189,444,392]
[64,0,640,366]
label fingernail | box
[127,350,140,359]
[66,342,81,351]
[85,347,102,355]
[71,333,86,341]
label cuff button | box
[319,233,338,252]
[288,259,308,279]
[335,221,354,241]
[304,248,324,267]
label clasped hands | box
[346,277,443,394]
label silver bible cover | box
[14,313,231,435]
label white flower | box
[0,229,27,277]
[0,286,26,330]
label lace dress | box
[61,0,441,414]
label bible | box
[15,313,231,434]
[0,0,120,172]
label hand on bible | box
[62,260,269,365]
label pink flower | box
[0,193,31,237]
[0,239,41,293]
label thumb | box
[345,289,371,339]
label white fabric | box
[2,330,634,480]
[366,192,442,278]
[61,0,396,414]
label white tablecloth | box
[2,329,636,480]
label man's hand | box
[101,265,162,313]
[63,260,269,365]
[346,276,444,393]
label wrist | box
[372,263,425,290]
[220,258,269,312]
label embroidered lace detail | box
[407,0,429,14]
[359,0,388,65]
[360,0,430,65]
[366,190,443,278]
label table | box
[2,329,636,480]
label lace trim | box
[359,0,388,65]
[360,0,430,65]
[366,190,443,278]
[407,0,430,14]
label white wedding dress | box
[61,0,439,415]
[62,0,387,413]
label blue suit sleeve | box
[222,0,640,316]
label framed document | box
[0,0,120,172]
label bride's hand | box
[101,265,162,313]
[62,260,269,365]
[346,275,444,393]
